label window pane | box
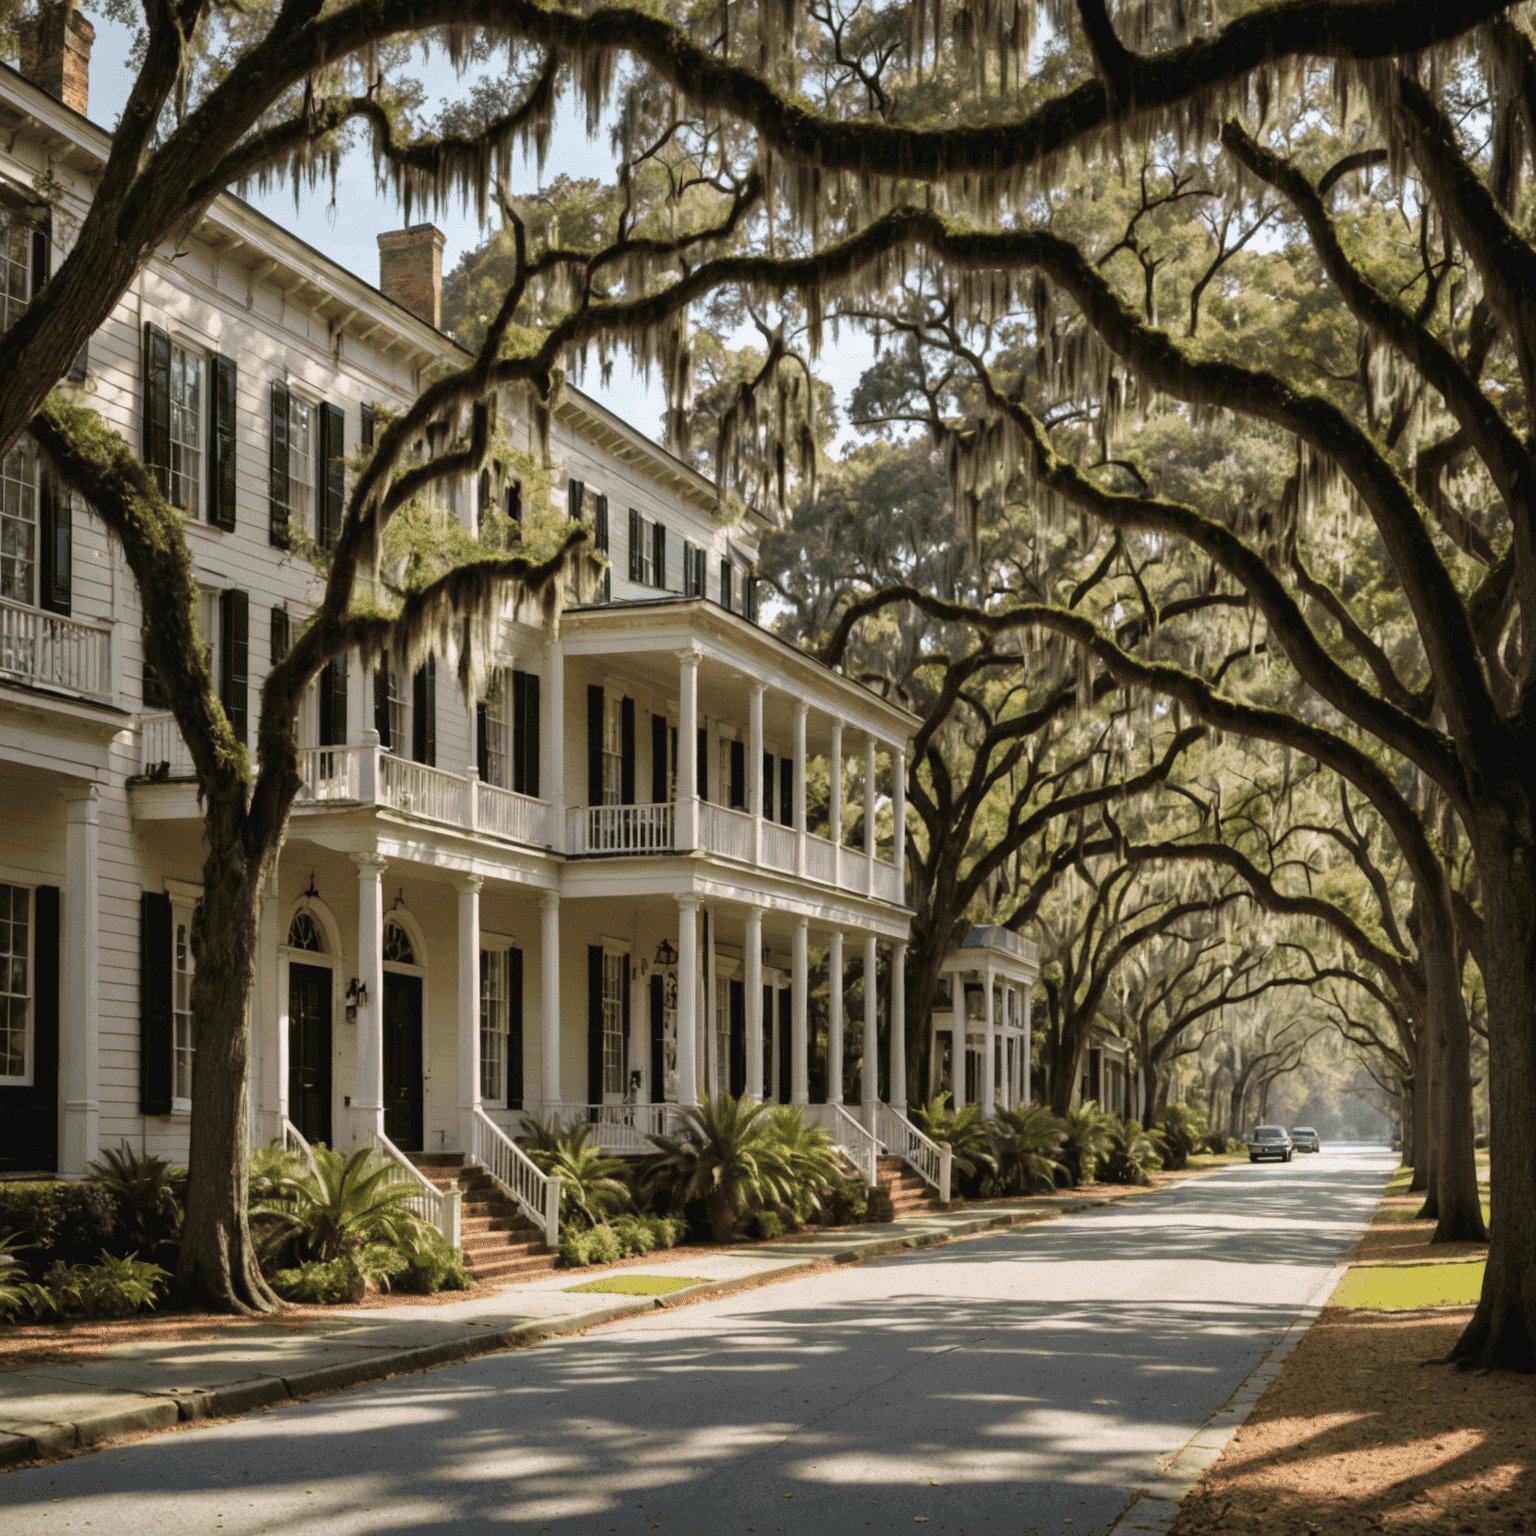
[602,952,626,1096]
[173,914,195,1103]
[480,949,506,1102]
[0,884,29,1082]
[0,435,37,605]
[169,346,203,513]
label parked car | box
[1246,1125,1294,1163]
[1290,1127,1321,1153]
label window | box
[683,542,706,598]
[288,396,315,535]
[720,558,734,612]
[0,204,41,333]
[172,904,196,1109]
[602,951,626,1096]
[0,434,37,605]
[287,910,325,952]
[481,669,508,789]
[168,344,203,514]
[628,509,670,588]
[481,948,507,1103]
[383,918,417,965]
[714,976,730,1095]
[380,661,407,754]
[602,693,623,805]
[0,883,31,1083]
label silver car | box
[1290,1126,1321,1153]
[1246,1124,1293,1163]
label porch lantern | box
[655,937,678,968]
[344,976,368,1021]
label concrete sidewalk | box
[0,1188,1130,1470]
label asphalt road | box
[0,1145,1394,1536]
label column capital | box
[749,679,767,697]
[458,874,485,895]
[677,893,703,912]
[539,891,560,911]
[745,904,767,921]
[893,938,908,956]
[60,781,100,811]
[795,913,809,932]
[354,852,389,877]
[792,699,809,719]
[675,646,703,666]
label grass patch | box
[1333,1261,1485,1309]
[564,1274,712,1296]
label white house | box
[0,13,963,1239]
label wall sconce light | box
[654,937,678,968]
[345,976,368,1021]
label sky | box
[84,18,875,453]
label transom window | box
[0,883,31,1083]
[602,951,626,1096]
[168,344,203,514]
[289,396,314,534]
[0,434,37,605]
[383,918,417,965]
[601,694,623,806]
[480,948,507,1103]
[173,905,196,1108]
[287,910,325,952]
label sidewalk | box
[0,1186,1144,1470]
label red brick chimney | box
[377,224,446,330]
[18,0,94,116]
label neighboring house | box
[931,925,1040,1115]
[0,12,934,1206]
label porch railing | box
[0,596,112,700]
[872,858,904,905]
[366,1127,462,1246]
[543,1100,681,1155]
[140,711,196,778]
[379,753,471,826]
[804,834,837,884]
[567,801,675,855]
[698,801,753,862]
[803,1102,879,1187]
[281,1117,320,1176]
[760,819,796,872]
[872,1101,952,1203]
[471,1107,561,1248]
[478,779,551,845]
[296,745,360,803]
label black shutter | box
[513,670,540,797]
[39,473,70,615]
[653,523,666,588]
[763,751,775,821]
[319,401,345,551]
[781,759,794,827]
[587,684,604,805]
[696,547,707,597]
[593,494,609,553]
[721,559,733,612]
[746,575,759,624]
[269,380,290,548]
[763,983,774,1099]
[629,509,642,581]
[507,946,524,1109]
[778,987,792,1104]
[682,540,696,596]
[319,657,347,746]
[568,478,585,521]
[587,946,604,1105]
[209,354,238,531]
[31,885,59,1159]
[142,629,166,710]
[730,739,746,810]
[413,657,435,765]
[270,606,290,665]
[650,974,664,1100]
[697,727,708,804]
[142,323,171,495]
[620,697,635,805]
[374,661,391,749]
[651,713,668,804]
[220,589,249,746]
[140,891,173,1115]
[729,979,746,1097]
[476,701,489,781]
[361,402,375,449]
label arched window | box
[287,910,325,953]
[382,918,417,965]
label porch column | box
[792,701,808,875]
[861,932,879,1130]
[951,971,967,1107]
[354,853,388,1144]
[791,916,809,1105]
[828,720,843,888]
[827,930,844,1105]
[547,641,565,849]
[890,941,907,1113]
[748,683,765,866]
[999,986,1013,1113]
[982,967,996,1118]
[677,649,700,851]
[893,747,906,897]
[864,735,877,897]
[704,904,718,1094]
[1022,984,1033,1106]
[676,896,700,1105]
[744,906,764,1101]
[540,893,561,1111]
[59,787,99,1176]
[457,875,483,1152]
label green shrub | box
[1099,1120,1164,1186]
[1158,1105,1206,1172]
[610,1216,656,1257]
[754,1209,785,1240]
[585,1225,621,1265]
[85,1143,186,1269]
[0,1181,115,1277]
[254,1145,430,1265]
[1059,1103,1118,1186]
[911,1095,998,1197]
[558,1228,593,1267]
[1474,1133,1490,1150]
[394,1228,474,1294]
[992,1104,1067,1194]
[271,1259,353,1303]
[644,1214,683,1249]
[826,1176,869,1225]
[43,1251,169,1317]
[0,1231,48,1321]
[521,1119,633,1229]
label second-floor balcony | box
[0,596,116,705]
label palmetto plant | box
[1099,1119,1166,1187]
[254,1146,427,1265]
[991,1104,1067,1195]
[522,1120,632,1229]
[642,1094,794,1242]
[85,1143,187,1269]
[1058,1102,1119,1187]
[911,1094,999,1189]
[0,1232,46,1322]
[765,1106,842,1223]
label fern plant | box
[765,1106,841,1224]
[991,1104,1067,1195]
[1099,1119,1166,1186]
[1058,1101,1119,1186]
[254,1145,428,1266]
[0,1231,47,1321]
[521,1119,632,1229]
[911,1093,998,1192]
[85,1143,186,1268]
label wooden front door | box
[382,971,424,1151]
[287,962,332,1147]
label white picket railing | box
[280,1117,320,1176]
[379,754,472,826]
[872,858,904,905]
[804,834,837,884]
[140,711,196,778]
[477,781,551,845]
[699,802,753,862]
[471,1107,561,1247]
[803,1102,879,1187]
[760,819,796,872]
[366,1127,462,1246]
[567,801,675,855]
[0,597,112,699]
[296,745,360,803]
[544,1100,681,1155]
[962,924,1040,967]
[872,1102,951,1202]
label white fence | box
[471,1107,561,1247]
[139,711,196,777]
[478,780,551,845]
[366,1127,462,1246]
[803,1101,879,1186]
[0,597,112,700]
[380,754,471,826]
[544,1100,682,1155]
[872,1102,951,1202]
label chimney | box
[377,224,446,330]
[18,0,94,116]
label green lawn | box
[564,1274,712,1296]
[1332,1261,1486,1309]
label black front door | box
[287,962,332,1148]
[383,971,424,1151]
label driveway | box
[0,1146,1393,1535]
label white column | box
[745,906,764,1101]
[260,870,283,1142]
[748,683,765,867]
[354,853,388,1144]
[540,893,561,1111]
[890,941,907,1113]
[547,641,565,849]
[982,968,996,1118]
[704,905,718,1094]
[1000,987,1013,1113]
[1022,984,1033,1107]
[861,933,879,1130]
[951,971,967,1107]
[792,701,808,875]
[677,650,700,851]
[893,747,906,896]
[864,735,877,897]
[457,875,483,1152]
[828,719,843,888]
[791,916,809,1105]
[59,787,99,1176]
[827,931,844,1105]
[676,896,700,1105]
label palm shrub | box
[84,1144,186,1269]
[911,1094,998,1196]
[992,1104,1067,1195]
[1158,1105,1206,1172]
[641,1093,793,1242]
[521,1119,632,1230]
[0,1232,48,1321]
[1099,1119,1166,1186]
[1058,1102,1119,1187]
[765,1106,841,1226]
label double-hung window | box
[480,948,507,1103]
[0,883,31,1083]
[601,694,623,805]
[172,902,196,1110]
[0,202,43,334]
[288,396,315,536]
[627,509,669,589]
[168,344,204,514]
[714,976,730,1095]
[481,669,508,789]
[0,434,38,605]
[602,951,627,1096]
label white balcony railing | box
[962,924,1039,967]
[140,711,196,778]
[699,801,753,862]
[873,859,904,905]
[805,833,837,884]
[567,801,675,855]
[471,1107,561,1247]
[760,819,796,872]
[0,597,112,700]
[297,745,360,802]
[479,779,551,845]
[380,753,471,826]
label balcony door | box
[287,962,332,1148]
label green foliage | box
[911,1094,999,1195]
[990,1104,1068,1195]
[253,1145,429,1267]
[395,1227,475,1294]
[559,1223,624,1268]
[1098,1120,1165,1186]
[644,1214,684,1250]
[270,1259,354,1304]
[85,1142,187,1269]
[1058,1102,1120,1187]
[825,1176,870,1226]
[521,1118,633,1230]
[0,1180,116,1278]
[764,1105,841,1224]
[610,1215,657,1257]
[755,1209,786,1240]
[1158,1105,1206,1172]
[0,1231,48,1321]
[42,1252,170,1318]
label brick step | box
[410,1154,554,1282]
[461,1234,547,1260]
[459,1213,534,1236]
[472,1250,561,1282]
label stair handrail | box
[804,1102,879,1186]
[365,1127,462,1247]
[280,1117,320,1177]
[472,1106,562,1249]
[871,1102,953,1204]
